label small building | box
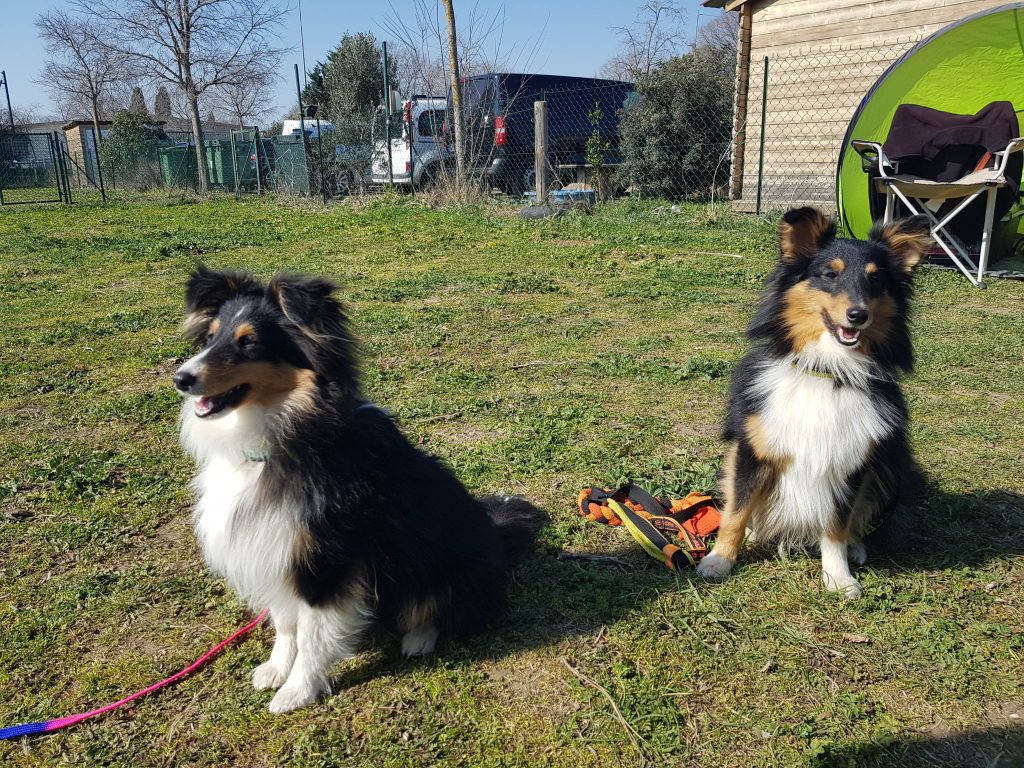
[704,0,1008,212]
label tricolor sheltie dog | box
[696,208,931,598]
[173,266,544,713]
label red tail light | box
[405,161,412,174]
[442,120,448,145]
[494,115,507,146]
[404,102,412,147]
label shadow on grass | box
[870,487,1024,570]
[810,724,1024,768]
[326,537,690,689]
[325,485,1024,688]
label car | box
[443,73,634,196]
[369,95,447,188]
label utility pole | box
[1,71,14,131]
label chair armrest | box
[851,140,896,177]
[993,137,1024,174]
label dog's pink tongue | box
[194,397,215,417]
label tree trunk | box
[90,96,102,153]
[441,0,465,184]
[187,91,209,192]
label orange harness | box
[578,484,720,570]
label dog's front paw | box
[268,680,325,713]
[252,661,290,691]
[697,551,735,581]
[823,572,863,600]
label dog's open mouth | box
[821,312,862,348]
[194,384,250,418]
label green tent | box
[836,3,1024,265]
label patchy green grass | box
[1,197,1022,767]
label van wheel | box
[415,163,441,191]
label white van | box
[370,96,447,187]
[281,119,335,138]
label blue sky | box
[1,0,723,122]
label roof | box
[62,119,114,130]
[702,0,750,9]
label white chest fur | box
[181,405,298,609]
[750,347,896,542]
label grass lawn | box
[1,196,1022,767]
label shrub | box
[619,48,734,200]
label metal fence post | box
[230,129,240,196]
[382,41,394,188]
[254,128,263,194]
[756,56,768,216]
[90,127,106,202]
[535,100,548,203]
[315,115,327,204]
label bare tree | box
[75,0,288,191]
[696,12,738,58]
[212,72,276,128]
[441,0,465,184]
[601,1,687,81]
[7,103,48,128]
[35,10,127,145]
[382,0,545,196]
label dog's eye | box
[237,334,255,349]
[869,271,882,283]
[824,270,838,280]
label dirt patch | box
[480,655,579,721]
[430,423,508,448]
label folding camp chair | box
[852,137,1024,287]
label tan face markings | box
[234,322,256,342]
[193,360,314,404]
[865,262,878,275]
[209,318,221,336]
[830,258,845,274]
[782,282,855,351]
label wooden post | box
[534,100,548,203]
[756,56,768,216]
[729,3,753,202]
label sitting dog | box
[696,208,931,598]
[173,266,544,712]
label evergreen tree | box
[129,86,148,116]
[154,86,172,119]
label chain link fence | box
[2,39,932,211]
[732,41,919,214]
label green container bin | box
[158,145,197,189]
[205,140,234,188]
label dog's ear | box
[185,263,257,314]
[267,274,339,328]
[778,207,836,265]
[870,216,932,275]
[182,264,257,343]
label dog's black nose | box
[846,306,869,326]
[173,371,197,392]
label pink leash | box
[1,609,268,740]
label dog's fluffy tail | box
[480,495,547,567]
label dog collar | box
[791,359,836,381]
